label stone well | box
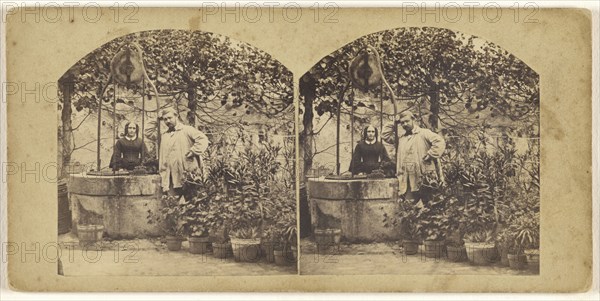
[68,173,163,239]
[307,177,402,243]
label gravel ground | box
[299,239,537,276]
[57,234,536,276]
[58,233,297,276]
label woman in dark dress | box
[109,122,148,171]
[348,125,392,175]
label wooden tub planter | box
[188,235,212,254]
[77,224,104,247]
[525,249,540,274]
[273,246,294,266]
[273,244,298,266]
[423,240,446,259]
[230,238,261,262]
[273,249,288,266]
[464,242,498,266]
[403,240,420,255]
[260,241,277,263]
[212,241,233,259]
[507,253,527,270]
[314,228,342,253]
[497,245,510,266]
[446,244,467,262]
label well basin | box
[68,173,163,239]
[307,177,401,243]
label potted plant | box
[261,188,296,264]
[226,185,262,263]
[506,246,527,270]
[514,210,540,273]
[495,226,511,266]
[451,149,502,264]
[445,232,467,262]
[261,225,277,263]
[444,195,467,262]
[417,200,449,259]
[272,225,297,266]
[147,195,186,251]
[383,196,422,255]
[464,229,498,266]
[229,225,261,262]
[265,192,297,266]
[182,171,217,255]
[415,173,453,259]
[496,185,539,272]
[206,191,234,259]
[460,189,498,264]
[524,248,539,274]
[210,225,232,259]
[286,223,298,263]
[198,154,235,259]
[496,226,526,270]
[273,228,291,266]
[402,227,421,256]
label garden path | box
[58,233,296,276]
[299,239,536,276]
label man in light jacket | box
[159,107,210,197]
[395,110,446,202]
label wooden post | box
[350,89,355,178]
[112,80,117,175]
[141,76,146,163]
[380,82,383,140]
[96,91,102,171]
[335,92,341,175]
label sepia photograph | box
[299,27,540,275]
[56,29,297,276]
[3,5,593,293]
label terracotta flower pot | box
[403,240,419,255]
[507,253,527,270]
[165,235,184,251]
[423,240,446,259]
[446,245,467,262]
[188,236,212,254]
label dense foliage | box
[58,30,293,176]
[174,138,296,243]
[300,27,538,177]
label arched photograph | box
[299,27,539,275]
[57,30,297,276]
